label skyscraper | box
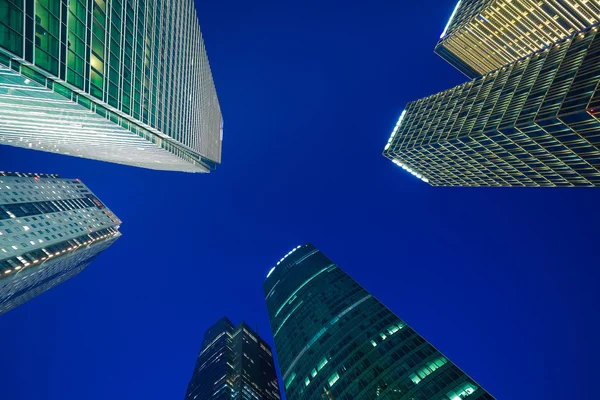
[435,0,600,78]
[0,0,221,172]
[0,172,121,315]
[383,24,600,187]
[264,244,494,400]
[184,317,281,400]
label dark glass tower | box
[264,244,494,400]
[184,317,281,400]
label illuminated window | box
[410,357,448,384]
[446,382,478,399]
[317,357,328,371]
[327,372,339,387]
[284,372,296,389]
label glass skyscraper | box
[0,172,121,315]
[184,317,281,400]
[264,244,494,400]
[384,0,600,187]
[0,0,221,172]
[435,0,600,78]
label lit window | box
[446,382,478,399]
[310,369,317,378]
[327,372,339,387]
[285,373,296,389]
[317,357,328,371]
[387,325,399,335]
[410,357,448,384]
[370,340,377,347]
[304,377,310,386]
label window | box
[284,373,296,390]
[317,357,328,371]
[327,372,339,387]
[446,382,478,399]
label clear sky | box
[1,0,599,399]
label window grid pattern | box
[384,27,600,187]
[184,318,282,400]
[264,244,495,400]
[435,0,600,78]
[0,172,121,315]
[0,0,221,172]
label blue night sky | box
[1,0,599,399]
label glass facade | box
[384,25,600,187]
[0,172,121,315]
[263,244,494,400]
[0,0,221,172]
[435,0,600,78]
[184,317,281,400]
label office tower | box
[184,317,281,400]
[435,0,600,78]
[0,0,221,172]
[264,244,494,400]
[384,25,600,187]
[0,172,121,315]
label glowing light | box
[440,0,462,39]
[268,245,303,278]
[384,110,407,152]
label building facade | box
[264,244,494,400]
[0,0,221,172]
[184,317,281,400]
[0,172,121,315]
[435,0,600,78]
[384,24,600,187]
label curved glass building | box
[263,243,494,400]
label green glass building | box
[0,0,221,172]
[263,244,494,400]
[384,24,600,187]
[435,0,600,78]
